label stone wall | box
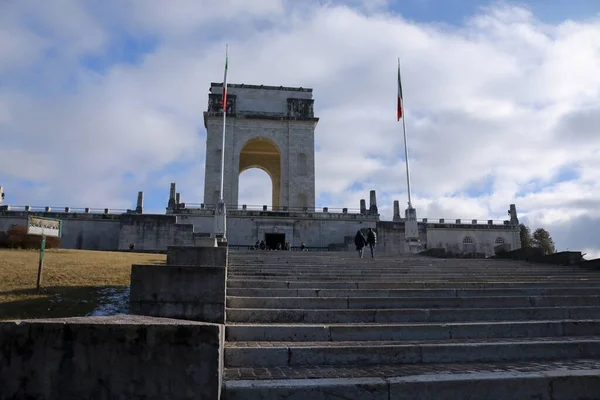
[376,221,428,254]
[0,211,121,250]
[179,212,378,248]
[0,315,223,400]
[1,207,520,255]
[427,223,520,257]
[118,214,217,251]
[130,247,228,324]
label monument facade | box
[203,83,317,211]
[0,82,521,255]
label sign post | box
[37,235,46,292]
[27,216,62,293]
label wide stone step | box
[228,265,591,271]
[222,359,600,400]
[225,305,600,323]
[227,265,591,271]
[226,294,600,309]
[224,337,600,367]
[227,279,600,289]
[228,272,594,278]
[226,287,600,298]
[227,275,600,282]
[225,319,600,342]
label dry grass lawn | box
[0,249,165,320]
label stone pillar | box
[168,183,176,210]
[404,206,420,253]
[136,191,144,214]
[176,193,181,205]
[360,199,366,215]
[508,204,519,226]
[369,190,378,215]
[65,207,70,213]
[0,186,3,206]
[393,200,401,222]
[45,207,51,212]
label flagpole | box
[399,58,413,209]
[219,44,228,203]
[214,44,228,240]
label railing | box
[1,204,516,226]
[182,203,366,214]
[422,218,513,226]
[0,205,129,214]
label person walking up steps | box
[354,230,367,258]
[366,228,377,258]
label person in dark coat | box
[366,228,377,258]
[354,230,367,258]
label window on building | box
[463,236,474,244]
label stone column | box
[136,191,144,214]
[0,186,3,206]
[508,204,519,226]
[369,190,378,215]
[404,206,420,253]
[168,183,176,210]
[360,199,366,215]
[393,200,401,222]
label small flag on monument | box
[397,60,403,121]
[222,46,229,111]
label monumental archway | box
[203,82,318,210]
[239,137,281,209]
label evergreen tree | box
[532,228,556,255]
[519,224,532,248]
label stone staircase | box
[221,251,600,399]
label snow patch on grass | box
[87,287,130,316]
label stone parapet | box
[166,246,227,266]
[0,315,223,400]
[0,209,122,220]
[130,247,228,324]
[130,264,227,323]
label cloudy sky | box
[1,0,600,257]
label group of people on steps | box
[354,228,377,258]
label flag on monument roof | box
[397,60,403,121]
[222,46,228,111]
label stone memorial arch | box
[203,83,318,211]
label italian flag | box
[397,60,403,121]
[222,47,228,111]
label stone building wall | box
[0,208,520,255]
[0,211,121,250]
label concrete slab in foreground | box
[0,315,224,400]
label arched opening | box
[238,168,273,210]
[239,137,281,210]
[495,237,505,245]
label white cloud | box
[2,1,600,256]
